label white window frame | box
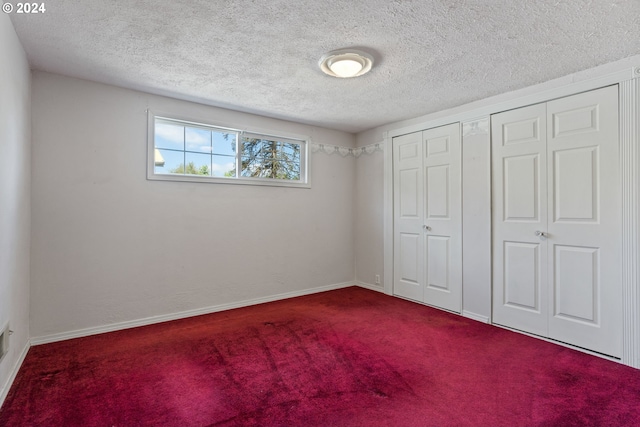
[147,110,310,188]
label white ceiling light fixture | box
[319,49,374,78]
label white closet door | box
[422,123,462,313]
[492,85,621,357]
[492,103,549,336]
[393,131,424,302]
[546,85,621,357]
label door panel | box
[553,147,598,222]
[503,117,542,145]
[426,135,449,156]
[399,142,419,160]
[547,85,620,357]
[552,105,599,138]
[426,236,450,291]
[399,233,420,284]
[426,165,449,219]
[492,103,548,337]
[503,241,540,311]
[553,245,598,324]
[393,132,423,302]
[422,123,462,313]
[399,169,419,218]
[503,155,540,221]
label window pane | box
[273,160,300,180]
[261,140,278,159]
[239,137,302,181]
[242,166,272,179]
[241,138,263,160]
[213,131,236,156]
[155,149,184,175]
[240,155,259,177]
[281,142,300,162]
[155,121,185,150]
[185,152,212,176]
[291,161,301,179]
[185,127,212,153]
[240,138,260,177]
[212,155,236,177]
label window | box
[147,113,309,187]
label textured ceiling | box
[10,0,640,133]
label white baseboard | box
[355,281,385,292]
[462,310,490,324]
[30,281,356,346]
[0,340,30,409]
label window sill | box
[147,172,311,189]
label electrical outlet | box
[375,274,381,285]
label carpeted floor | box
[1,286,640,426]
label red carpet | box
[2,287,640,426]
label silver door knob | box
[423,225,432,231]
[535,230,546,237]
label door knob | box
[535,230,546,237]
[423,225,432,231]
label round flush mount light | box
[319,49,374,78]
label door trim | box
[620,78,640,368]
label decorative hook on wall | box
[311,142,382,157]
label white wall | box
[355,128,384,291]
[0,14,31,401]
[460,119,491,322]
[30,72,356,339]
[354,147,384,290]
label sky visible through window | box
[154,120,236,177]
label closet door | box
[546,85,621,357]
[422,123,462,313]
[393,131,424,302]
[393,123,462,312]
[492,103,549,336]
[492,85,621,357]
